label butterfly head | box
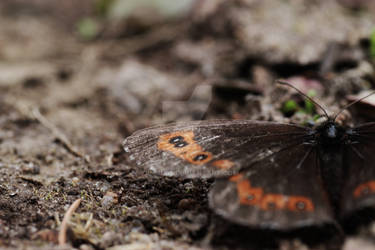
[315,120,346,145]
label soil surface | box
[1,1,375,249]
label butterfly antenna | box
[333,90,375,121]
[276,80,329,119]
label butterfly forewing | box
[123,120,311,179]
[209,143,335,230]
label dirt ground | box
[1,0,375,249]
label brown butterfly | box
[122,80,375,230]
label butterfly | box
[122,80,375,231]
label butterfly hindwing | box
[341,122,375,217]
[123,120,311,178]
[209,143,335,230]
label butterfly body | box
[123,119,375,230]
[309,121,344,215]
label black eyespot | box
[296,201,306,210]
[169,136,184,144]
[247,194,254,201]
[267,202,276,209]
[193,154,208,161]
[175,141,188,148]
[361,187,370,196]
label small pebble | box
[178,198,195,210]
[343,237,375,250]
[101,191,119,208]
[100,231,118,249]
[80,244,95,250]
[21,162,40,175]
[72,177,80,186]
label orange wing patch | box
[230,174,314,212]
[229,173,244,182]
[260,194,286,210]
[287,196,314,212]
[158,131,212,165]
[212,160,234,170]
[157,131,234,168]
[236,176,264,205]
[353,180,375,198]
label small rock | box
[104,60,189,114]
[99,231,119,249]
[101,191,119,208]
[21,162,40,175]
[32,229,59,244]
[71,177,80,186]
[178,198,195,210]
[343,237,375,250]
[80,244,95,250]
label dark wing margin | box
[122,120,311,178]
[341,122,375,218]
[209,144,335,230]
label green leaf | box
[96,0,115,16]
[304,90,317,114]
[77,18,99,40]
[312,114,321,121]
[371,28,375,60]
[304,99,315,114]
[307,89,317,98]
[282,100,298,115]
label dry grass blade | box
[58,198,82,245]
[32,107,90,162]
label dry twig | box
[58,198,82,245]
[32,108,90,162]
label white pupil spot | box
[194,154,207,161]
[267,202,276,209]
[176,142,187,147]
[362,187,370,195]
[296,201,305,210]
[169,136,188,148]
[170,136,183,143]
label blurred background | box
[1,0,375,249]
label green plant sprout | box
[281,89,318,120]
[281,100,299,115]
[371,28,375,60]
[304,89,317,115]
[77,18,99,40]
